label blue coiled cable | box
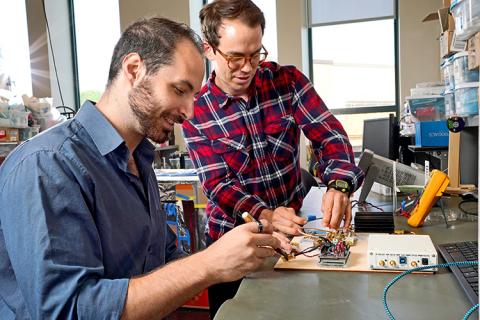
[383,260,479,320]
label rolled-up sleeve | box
[288,67,365,191]
[0,151,128,319]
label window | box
[0,1,32,95]
[310,19,397,152]
[251,0,277,63]
[311,20,396,111]
[73,0,120,105]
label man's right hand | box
[203,220,280,283]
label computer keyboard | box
[437,241,478,305]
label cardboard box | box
[467,32,480,70]
[440,31,454,58]
[415,121,449,147]
[0,127,19,142]
[423,7,455,33]
[175,183,208,204]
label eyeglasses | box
[213,45,268,70]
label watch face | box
[335,180,349,189]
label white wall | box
[119,0,191,151]
[276,0,310,168]
[398,0,442,102]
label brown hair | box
[200,0,265,47]
[107,17,203,86]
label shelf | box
[464,115,479,127]
[154,145,178,152]
[0,141,18,145]
[408,145,448,152]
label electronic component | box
[289,228,356,266]
[368,234,438,271]
[354,211,394,233]
[319,248,350,266]
[407,169,449,227]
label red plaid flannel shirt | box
[183,62,364,240]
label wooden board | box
[274,233,433,274]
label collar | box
[74,100,155,166]
[75,100,125,156]
[206,69,263,109]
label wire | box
[41,0,65,106]
[458,200,478,216]
[383,260,479,320]
[351,200,385,212]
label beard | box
[128,78,171,144]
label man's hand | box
[204,220,280,283]
[321,188,351,230]
[259,207,306,236]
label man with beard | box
[0,17,279,319]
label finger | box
[279,207,306,225]
[258,219,273,234]
[272,214,302,231]
[240,220,273,234]
[274,222,302,236]
[322,193,333,227]
[253,234,281,248]
[329,194,344,229]
[240,221,265,234]
[291,215,307,225]
[343,201,352,230]
[273,231,292,252]
[254,246,276,258]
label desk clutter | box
[274,232,438,274]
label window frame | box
[307,0,399,119]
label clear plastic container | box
[9,110,29,128]
[19,125,40,141]
[447,55,456,90]
[450,0,480,40]
[440,59,450,87]
[454,82,479,116]
[443,88,455,116]
[453,51,479,85]
[405,95,446,121]
[410,86,445,97]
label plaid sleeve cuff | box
[234,195,268,220]
[318,161,365,193]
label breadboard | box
[274,233,434,274]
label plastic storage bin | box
[0,109,29,128]
[440,59,450,87]
[410,86,445,97]
[453,52,479,85]
[454,82,479,116]
[405,95,446,121]
[444,88,455,116]
[9,110,29,128]
[450,0,480,40]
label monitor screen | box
[362,115,397,160]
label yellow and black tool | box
[407,170,450,227]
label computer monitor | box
[362,114,399,160]
[357,149,425,202]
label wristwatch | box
[327,179,351,196]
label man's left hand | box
[321,189,351,230]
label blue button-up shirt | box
[0,101,183,319]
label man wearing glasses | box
[182,0,364,316]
